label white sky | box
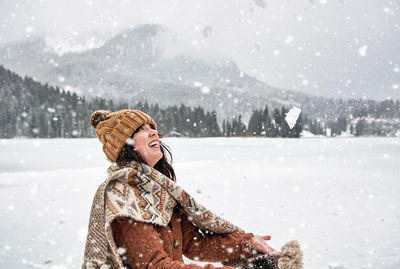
[0,0,399,100]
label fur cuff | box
[223,240,303,269]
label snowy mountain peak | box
[44,34,106,56]
[99,24,173,62]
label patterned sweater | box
[111,206,254,268]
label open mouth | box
[148,141,159,148]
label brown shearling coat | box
[112,207,253,269]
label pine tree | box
[247,110,260,136]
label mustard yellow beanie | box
[90,109,157,162]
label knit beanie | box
[90,109,157,162]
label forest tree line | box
[1,65,399,138]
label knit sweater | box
[111,206,254,269]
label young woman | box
[82,109,275,269]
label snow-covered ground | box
[0,137,399,269]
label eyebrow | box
[141,124,155,130]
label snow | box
[285,107,302,129]
[285,36,294,44]
[193,81,202,87]
[301,130,316,138]
[25,26,34,33]
[44,35,106,56]
[358,45,368,57]
[200,86,210,94]
[1,137,400,268]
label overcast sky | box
[0,0,399,100]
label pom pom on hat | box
[90,110,112,129]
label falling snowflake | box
[201,86,210,94]
[285,35,294,44]
[358,45,368,57]
[117,247,126,255]
[383,7,393,14]
[193,81,202,87]
[26,26,34,33]
[285,107,302,129]
[292,186,300,192]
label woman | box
[82,109,278,269]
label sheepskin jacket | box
[112,206,254,268]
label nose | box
[149,128,158,137]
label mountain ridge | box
[0,24,397,125]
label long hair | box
[116,128,176,181]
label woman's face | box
[133,124,163,167]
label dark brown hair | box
[116,126,176,181]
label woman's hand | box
[250,235,275,254]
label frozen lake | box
[0,137,399,269]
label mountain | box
[0,65,223,138]
[0,24,399,127]
[0,65,303,138]
[0,24,312,120]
